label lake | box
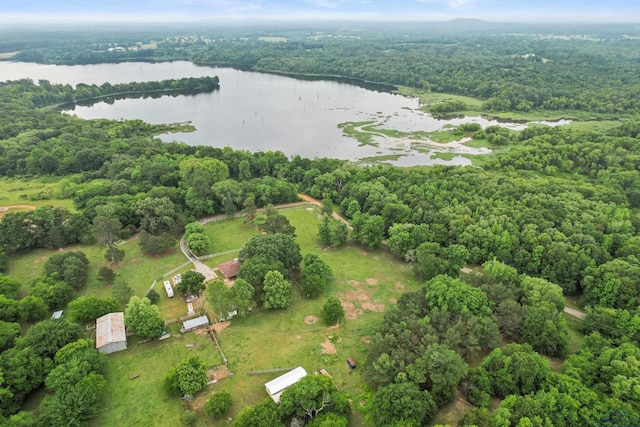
[0,61,567,166]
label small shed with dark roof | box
[96,312,127,354]
[218,259,241,279]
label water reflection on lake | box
[0,61,569,166]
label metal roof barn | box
[96,312,127,354]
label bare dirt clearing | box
[304,315,318,325]
[0,204,36,218]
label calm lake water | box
[0,61,567,166]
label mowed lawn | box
[92,332,224,427]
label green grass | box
[357,154,404,164]
[338,121,378,146]
[92,332,223,427]
[398,87,484,111]
[7,233,187,300]
[429,152,456,161]
[203,216,259,254]
[427,130,462,143]
[0,176,74,210]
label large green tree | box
[43,251,90,289]
[301,254,333,298]
[163,357,209,397]
[278,375,350,421]
[124,296,164,340]
[176,271,206,296]
[68,296,120,324]
[231,278,255,317]
[240,233,302,272]
[371,382,437,427]
[262,271,292,310]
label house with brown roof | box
[218,258,241,280]
[96,312,127,354]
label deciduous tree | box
[177,271,206,296]
[263,271,292,310]
[68,296,120,324]
[371,382,437,427]
[231,278,255,317]
[205,391,233,418]
[124,296,164,340]
[321,297,345,326]
[17,296,48,322]
[163,357,209,397]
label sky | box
[1,0,638,24]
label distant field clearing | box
[0,204,36,218]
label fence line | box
[198,248,243,261]
[210,330,228,366]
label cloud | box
[448,0,474,7]
[416,0,475,7]
[305,0,344,8]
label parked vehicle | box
[347,357,356,369]
[164,280,174,298]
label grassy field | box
[396,87,630,124]
[92,332,224,427]
[7,233,187,301]
[0,176,74,211]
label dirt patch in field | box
[338,288,379,319]
[362,302,385,312]
[211,321,231,335]
[0,204,36,218]
[321,336,341,354]
[209,365,231,381]
[348,280,361,287]
[304,315,318,325]
[339,290,372,302]
[365,278,378,285]
[360,336,371,345]
[341,301,362,320]
[394,282,405,291]
[461,267,473,274]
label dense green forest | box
[1,22,640,427]
[4,22,640,115]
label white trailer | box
[164,280,174,298]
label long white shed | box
[264,367,308,403]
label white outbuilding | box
[264,367,308,403]
[181,315,209,333]
[96,312,127,354]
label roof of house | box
[182,315,209,330]
[218,259,241,279]
[265,367,308,403]
[96,312,126,349]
